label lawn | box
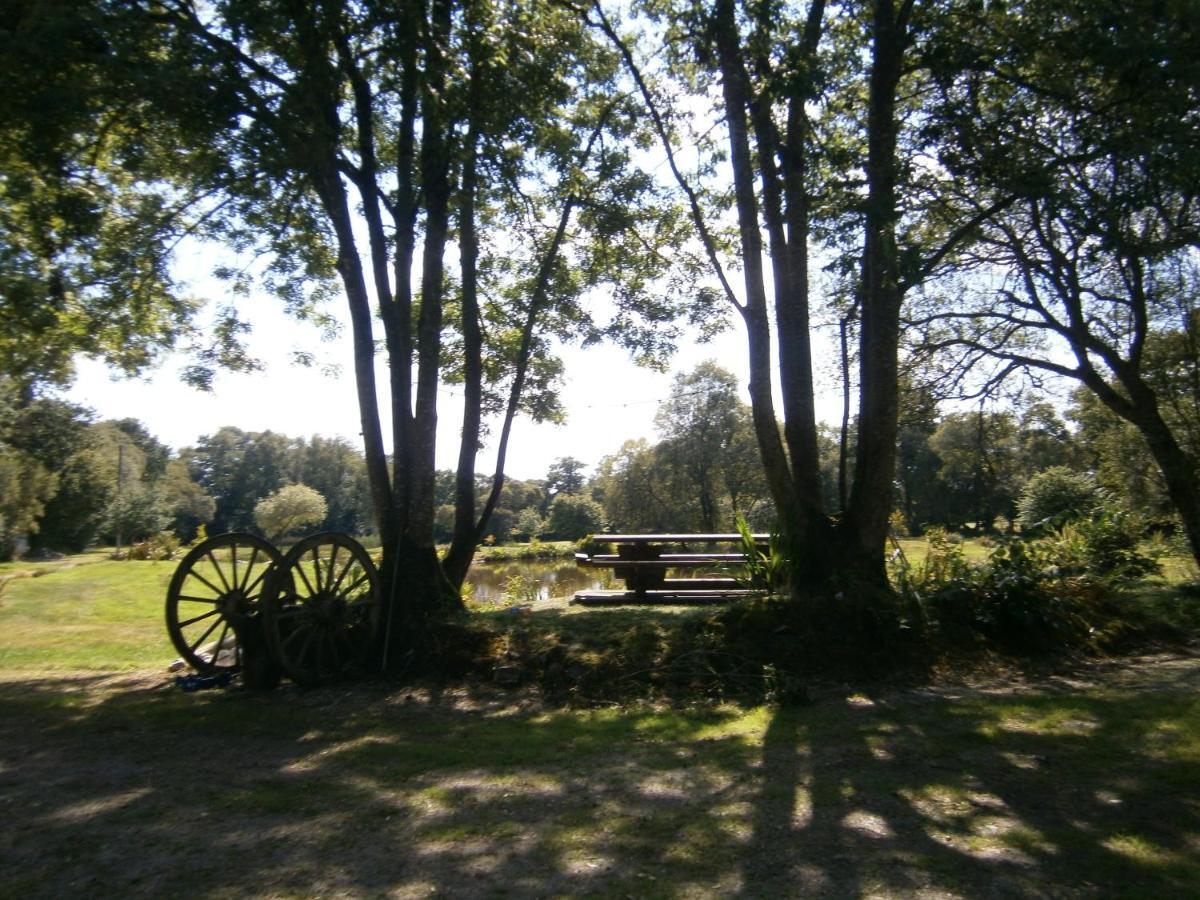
[1,549,1199,897]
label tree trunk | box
[712,0,797,519]
[409,0,453,562]
[843,0,909,588]
[1105,380,1200,569]
[444,117,483,590]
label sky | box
[65,265,849,481]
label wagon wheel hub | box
[217,588,252,620]
[311,591,347,626]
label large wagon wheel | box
[263,532,381,686]
[165,533,282,674]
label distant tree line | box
[591,364,1181,541]
[2,358,1179,561]
[0,379,608,559]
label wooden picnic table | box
[573,532,769,605]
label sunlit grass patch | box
[0,558,176,670]
[1102,833,1200,880]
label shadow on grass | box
[1,665,1198,897]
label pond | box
[464,558,616,604]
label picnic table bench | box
[572,533,769,606]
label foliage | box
[594,364,774,533]
[909,0,1200,567]
[733,516,789,595]
[158,459,216,541]
[0,2,204,395]
[472,540,576,563]
[1068,388,1175,525]
[546,493,605,541]
[1068,512,1161,581]
[126,531,182,561]
[892,517,1161,652]
[1016,467,1103,533]
[0,444,55,561]
[542,457,589,506]
[513,507,548,542]
[253,484,328,540]
[103,487,173,547]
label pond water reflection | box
[464,558,615,604]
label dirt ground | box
[2,650,1198,898]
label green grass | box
[1,547,1199,896]
[473,539,578,562]
[0,556,177,670]
[1,668,1198,897]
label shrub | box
[253,484,327,540]
[1016,467,1102,532]
[892,528,1101,652]
[1073,509,1160,579]
[735,516,790,594]
[127,530,182,561]
[547,494,604,541]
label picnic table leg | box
[617,543,667,594]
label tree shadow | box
[1,665,1198,897]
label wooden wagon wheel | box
[262,532,381,686]
[165,533,283,674]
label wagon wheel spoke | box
[205,551,234,595]
[186,569,227,599]
[178,608,220,629]
[324,544,340,592]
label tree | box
[289,436,371,534]
[158,458,216,541]
[1016,467,1102,533]
[596,0,1008,593]
[893,379,942,533]
[4,399,111,552]
[543,457,589,508]
[186,428,293,533]
[1068,388,1175,526]
[253,485,328,540]
[594,439,678,532]
[51,0,695,646]
[0,2,252,398]
[547,493,606,541]
[910,0,1200,566]
[513,507,548,541]
[928,410,1022,532]
[103,487,173,546]
[654,362,742,531]
[0,444,56,560]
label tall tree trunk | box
[776,0,828,536]
[843,0,910,588]
[385,0,421,538]
[444,117,483,590]
[387,0,461,633]
[712,0,797,518]
[1088,371,1200,570]
[1136,414,1200,568]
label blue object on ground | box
[175,671,234,692]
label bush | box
[892,528,1101,652]
[1073,510,1160,579]
[1017,467,1102,532]
[104,488,173,546]
[547,494,605,541]
[253,484,327,539]
[127,531,182,561]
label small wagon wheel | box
[165,533,283,674]
[262,532,381,686]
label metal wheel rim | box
[263,532,380,686]
[165,533,282,674]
